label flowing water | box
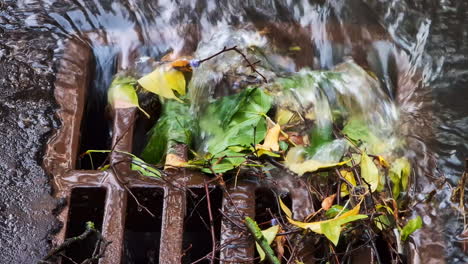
[1,0,467,263]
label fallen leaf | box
[138,66,186,102]
[340,170,356,197]
[321,194,336,210]
[360,152,379,192]
[256,123,281,156]
[389,157,411,198]
[279,198,367,245]
[376,155,390,168]
[286,158,350,176]
[325,205,348,219]
[107,76,150,118]
[400,216,422,241]
[275,228,286,260]
[255,225,279,261]
[164,153,186,168]
[131,156,161,178]
[279,198,292,218]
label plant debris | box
[87,43,426,263]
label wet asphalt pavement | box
[1,2,59,262]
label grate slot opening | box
[123,187,165,264]
[77,50,117,170]
[63,188,107,264]
[254,188,292,263]
[183,188,223,264]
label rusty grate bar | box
[44,38,259,264]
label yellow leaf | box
[255,148,281,157]
[275,108,296,126]
[280,198,366,235]
[256,123,281,154]
[340,170,356,197]
[279,197,292,218]
[361,152,379,192]
[164,153,186,168]
[286,158,350,176]
[377,155,390,168]
[255,225,279,261]
[138,66,186,102]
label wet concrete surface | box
[0,3,59,262]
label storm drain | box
[43,38,275,264]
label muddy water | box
[1,0,467,263]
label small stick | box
[40,222,96,262]
[244,217,281,264]
[204,180,217,264]
[198,46,268,83]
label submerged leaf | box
[200,87,272,155]
[138,66,186,102]
[107,76,149,118]
[360,152,379,192]
[255,225,279,261]
[401,216,422,241]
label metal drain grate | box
[44,38,258,264]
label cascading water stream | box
[2,0,467,263]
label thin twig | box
[198,46,268,83]
[204,180,217,264]
[111,165,155,218]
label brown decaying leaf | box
[321,194,337,210]
[164,153,186,169]
[275,227,286,260]
[279,131,305,145]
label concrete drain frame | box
[43,38,258,264]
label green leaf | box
[131,156,161,178]
[307,122,333,157]
[200,149,247,174]
[279,141,289,151]
[200,87,272,155]
[141,100,194,164]
[255,225,279,261]
[342,117,386,154]
[360,152,379,192]
[374,215,392,230]
[401,216,422,241]
[107,76,149,118]
[321,214,369,246]
[389,157,411,198]
[325,205,349,219]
